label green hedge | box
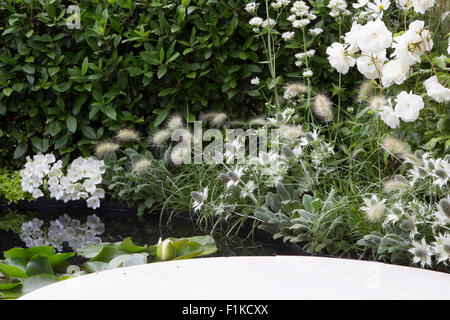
[0,0,357,167]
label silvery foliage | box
[20,214,105,252]
[191,108,335,219]
[20,153,106,209]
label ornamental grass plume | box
[95,142,120,158]
[383,175,411,193]
[210,113,228,127]
[166,114,184,131]
[249,117,267,127]
[278,124,303,140]
[382,135,410,158]
[369,96,387,112]
[357,81,375,103]
[313,94,333,123]
[151,129,172,145]
[132,158,152,174]
[283,82,308,100]
[116,128,139,143]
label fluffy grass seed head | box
[357,80,375,103]
[166,114,184,131]
[313,94,333,122]
[278,124,304,140]
[249,117,268,127]
[95,142,120,158]
[283,82,308,100]
[170,145,191,165]
[116,128,139,143]
[151,129,172,145]
[132,158,152,174]
[382,136,410,157]
[210,113,228,127]
[369,96,387,112]
[383,175,411,193]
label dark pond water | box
[0,210,300,258]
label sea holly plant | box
[0,236,217,299]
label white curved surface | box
[19,256,450,300]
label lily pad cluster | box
[0,235,216,299]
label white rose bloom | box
[424,76,450,103]
[356,50,386,80]
[326,42,355,75]
[394,91,424,122]
[344,22,362,54]
[411,0,435,14]
[379,99,400,128]
[357,19,392,54]
[381,59,410,88]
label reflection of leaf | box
[107,253,148,269]
[76,242,114,259]
[21,274,59,295]
[118,238,147,253]
[26,256,53,276]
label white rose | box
[357,19,392,54]
[344,22,362,54]
[356,50,386,80]
[394,91,424,122]
[424,76,450,103]
[381,59,410,88]
[412,0,435,14]
[326,42,355,75]
[379,102,400,129]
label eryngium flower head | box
[409,238,433,268]
[95,142,119,158]
[313,94,333,122]
[361,195,386,223]
[116,128,139,142]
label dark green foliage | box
[0,0,360,167]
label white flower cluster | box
[271,0,291,10]
[20,214,105,252]
[378,91,424,128]
[20,154,106,209]
[328,19,435,89]
[245,2,260,14]
[327,0,351,18]
[289,1,317,28]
